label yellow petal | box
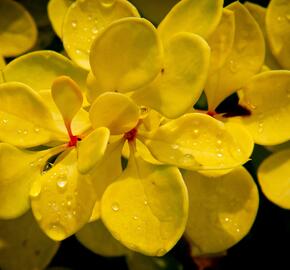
[48,0,74,37]
[237,70,290,145]
[265,141,290,153]
[90,17,163,93]
[158,0,223,43]
[0,144,44,219]
[77,127,110,174]
[205,2,265,110]
[244,2,281,70]
[88,138,124,221]
[30,149,96,241]
[2,50,88,95]
[0,82,62,147]
[207,9,235,74]
[63,0,139,69]
[123,140,162,165]
[0,0,37,57]
[51,76,83,126]
[101,151,188,256]
[39,90,91,137]
[0,211,59,270]
[266,0,290,69]
[139,113,253,171]
[132,32,210,119]
[129,0,179,25]
[76,219,128,256]
[0,55,5,69]
[89,92,140,135]
[184,167,259,255]
[258,149,290,209]
[86,71,108,103]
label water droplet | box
[144,200,148,205]
[88,15,92,21]
[23,130,28,135]
[182,154,195,165]
[172,144,179,150]
[71,20,77,28]
[57,179,67,189]
[92,26,99,34]
[249,103,257,110]
[17,129,22,134]
[67,200,72,207]
[156,248,166,257]
[111,202,119,212]
[100,0,115,8]
[34,210,42,221]
[286,14,290,21]
[72,210,76,216]
[2,119,8,124]
[236,228,240,233]
[224,217,230,222]
[217,139,222,145]
[258,121,264,133]
[30,181,42,198]
[277,16,283,22]
[217,153,223,158]
[193,129,199,136]
[287,89,290,98]
[29,162,35,167]
[34,127,40,133]
[75,49,81,55]
[48,223,66,240]
[229,60,238,73]
[137,226,141,231]
[133,215,138,220]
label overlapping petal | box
[89,92,140,135]
[244,2,281,69]
[0,144,46,219]
[266,0,290,69]
[76,219,128,257]
[63,0,139,69]
[0,0,37,57]
[236,70,290,145]
[258,149,290,209]
[48,0,74,37]
[131,32,210,119]
[77,127,110,174]
[0,82,64,147]
[158,0,223,43]
[89,17,163,93]
[0,211,59,270]
[30,149,96,241]
[205,2,265,110]
[2,51,88,95]
[101,151,188,256]
[183,167,259,255]
[138,113,253,171]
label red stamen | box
[68,135,78,147]
[207,111,217,117]
[124,128,138,142]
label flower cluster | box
[0,0,289,269]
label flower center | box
[124,128,138,142]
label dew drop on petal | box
[48,223,66,240]
[92,26,99,34]
[144,200,148,206]
[34,210,42,221]
[17,129,22,134]
[111,202,119,212]
[172,144,179,150]
[133,215,138,220]
[75,49,81,55]
[217,153,223,158]
[229,59,238,73]
[30,181,42,198]
[34,127,40,133]
[71,20,77,28]
[57,179,67,190]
